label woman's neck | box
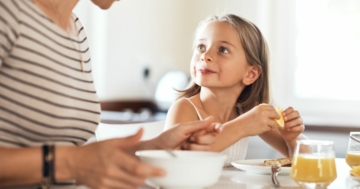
[33,0,79,31]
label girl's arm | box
[208,106,279,152]
[259,130,308,157]
[164,100,278,152]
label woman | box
[0,0,222,188]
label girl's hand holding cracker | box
[278,107,305,142]
[239,104,281,136]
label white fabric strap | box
[185,98,203,120]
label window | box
[283,0,360,126]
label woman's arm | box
[0,147,42,186]
[0,132,165,189]
[0,146,73,187]
[135,116,221,152]
[0,119,222,188]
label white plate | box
[350,175,360,182]
[231,159,291,175]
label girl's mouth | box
[197,68,216,74]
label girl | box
[165,14,307,166]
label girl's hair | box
[177,13,270,113]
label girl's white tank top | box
[185,98,248,166]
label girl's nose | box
[201,51,214,63]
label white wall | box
[74,0,275,101]
[104,0,187,101]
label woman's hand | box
[182,121,223,151]
[65,129,165,189]
[153,116,223,151]
[278,106,305,142]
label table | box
[140,158,360,189]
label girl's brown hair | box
[178,14,270,113]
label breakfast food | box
[259,103,285,127]
[274,107,285,127]
[264,157,293,167]
[351,165,360,177]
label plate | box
[350,175,360,182]
[231,159,291,175]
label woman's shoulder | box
[71,13,83,28]
[70,13,86,36]
[0,0,22,65]
[0,0,22,26]
[1,0,21,12]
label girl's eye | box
[197,44,206,51]
[219,47,229,53]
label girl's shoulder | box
[171,97,198,111]
[164,97,201,129]
[175,95,203,109]
[167,98,200,119]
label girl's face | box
[191,21,253,91]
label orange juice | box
[346,152,360,168]
[291,155,337,184]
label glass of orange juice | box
[291,140,337,189]
[346,132,360,168]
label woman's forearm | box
[0,146,75,187]
[0,147,42,187]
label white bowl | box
[136,150,227,189]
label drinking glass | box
[346,132,360,168]
[291,140,337,189]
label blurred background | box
[74,0,360,158]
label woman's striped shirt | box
[0,0,101,149]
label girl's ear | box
[243,66,260,85]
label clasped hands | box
[68,116,222,189]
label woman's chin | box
[91,0,114,10]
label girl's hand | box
[238,104,280,136]
[279,107,305,142]
[182,121,223,151]
[154,116,222,151]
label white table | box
[89,124,356,189]
[140,158,360,189]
